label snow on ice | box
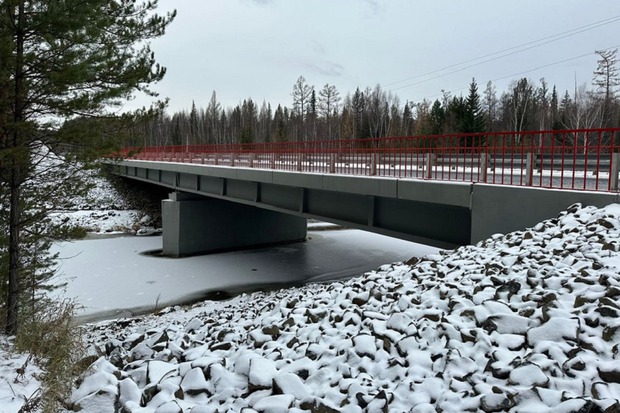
[57,202,620,413]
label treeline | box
[130,49,620,147]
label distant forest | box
[130,49,620,147]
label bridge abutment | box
[162,192,307,257]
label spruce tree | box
[429,100,445,135]
[0,0,176,334]
[463,78,486,134]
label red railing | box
[121,128,620,192]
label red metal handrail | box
[118,128,620,192]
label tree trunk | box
[6,1,24,335]
[6,172,21,335]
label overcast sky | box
[130,0,620,113]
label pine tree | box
[550,86,561,130]
[351,88,368,139]
[190,101,200,145]
[402,102,414,136]
[206,91,222,144]
[240,99,257,144]
[308,90,317,140]
[429,100,445,135]
[273,105,288,142]
[0,0,176,334]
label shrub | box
[16,299,84,413]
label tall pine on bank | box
[0,0,175,335]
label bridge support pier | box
[162,192,307,257]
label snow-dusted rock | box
[248,357,278,391]
[180,367,210,396]
[273,372,311,400]
[72,358,119,404]
[252,394,295,413]
[527,317,579,346]
[508,363,549,387]
[119,378,142,407]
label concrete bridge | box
[108,158,619,256]
[108,128,620,256]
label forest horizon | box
[129,49,620,147]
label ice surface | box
[50,229,438,321]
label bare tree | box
[502,78,535,142]
[483,81,499,132]
[292,76,313,141]
[318,84,341,139]
[563,84,602,149]
[366,84,391,139]
[593,49,620,127]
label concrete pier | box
[162,192,307,256]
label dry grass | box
[16,299,84,413]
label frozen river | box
[50,228,440,323]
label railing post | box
[370,153,378,176]
[610,152,620,191]
[296,154,303,172]
[525,152,534,186]
[329,153,336,174]
[425,153,435,179]
[479,152,488,183]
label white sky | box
[129,0,620,113]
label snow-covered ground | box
[48,203,620,412]
[0,337,42,413]
[48,166,152,234]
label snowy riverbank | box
[3,202,620,412]
[60,203,620,412]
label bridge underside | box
[109,161,619,256]
[162,181,471,255]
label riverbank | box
[63,203,620,412]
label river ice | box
[49,229,439,322]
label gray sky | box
[129,0,620,113]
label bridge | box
[109,128,620,256]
